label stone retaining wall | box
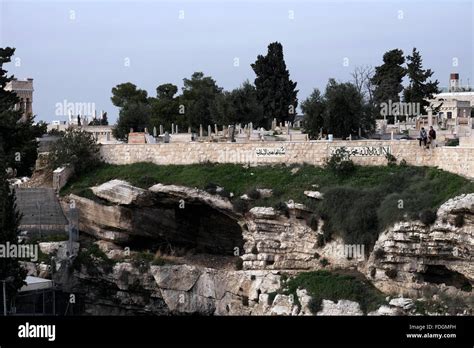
[100,140,474,178]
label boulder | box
[91,179,149,205]
[317,299,363,316]
[304,191,324,200]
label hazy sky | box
[1,0,473,123]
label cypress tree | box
[251,42,298,128]
[403,48,441,115]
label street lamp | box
[1,276,15,316]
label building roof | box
[19,276,53,292]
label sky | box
[0,0,473,124]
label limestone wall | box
[100,140,474,178]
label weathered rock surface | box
[304,191,324,200]
[57,180,473,315]
[92,180,150,205]
[316,299,363,316]
[366,193,474,296]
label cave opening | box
[129,201,244,257]
[421,265,472,292]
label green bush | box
[319,258,329,267]
[306,214,319,231]
[233,198,249,214]
[319,187,381,247]
[247,188,261,200]
[72,243,115,275]
[273,201,290,217]
[445,138,459,147]
[324,147,355,177]
[48,128,101,175]
[385,153,397,166]
[419,209,437,225]
[204,182,218,194]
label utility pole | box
[1,277,14,316]
[2,280,6,316]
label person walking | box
[428,126,437,148]
[419,127,428,147]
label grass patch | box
[62,162,474,248]
[282,270,385,314]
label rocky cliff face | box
[366,194,473,297]
[52,181,473,315]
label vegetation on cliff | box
[275,270,385,314]
[62,162,474,248]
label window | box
[447,112,452,119]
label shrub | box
[373,248,385,260]
[319,258,329,267]
[204,182,218,194]
[324,147,355,177]
[273,201,290,218]
[152,256,169,266]
[72,244,115,275]
[319,187,381,247]
[399,159,408,167]
[306,214,319,231]
[419,209,437,225]
[445,138,459,147]
[454,214,464,228]
[48,128,101,175]
[217,189,231,198]
[247,188,261,200]
[385,153,397,166]
[233,199,249,214]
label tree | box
[251,42,298,128]
[0,47,46,176]
[48,128,101,175]
[149,83,180,132]
[111,82,150,141]
[0,143,27,302]
[112,102,151,141]
[111,82,148,108]
[301,89,325,139]
[0,47,27,305]
[351,65,375,104]
[180,72,222,130]
[403,48,441,115]
[371,49,406,120]
[324,79,363,138]
[211,81,263,126]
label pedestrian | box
[419,127,427,147]
[428,126,437,148]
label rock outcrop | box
[366,193,474,296]
[55,180,473,315]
